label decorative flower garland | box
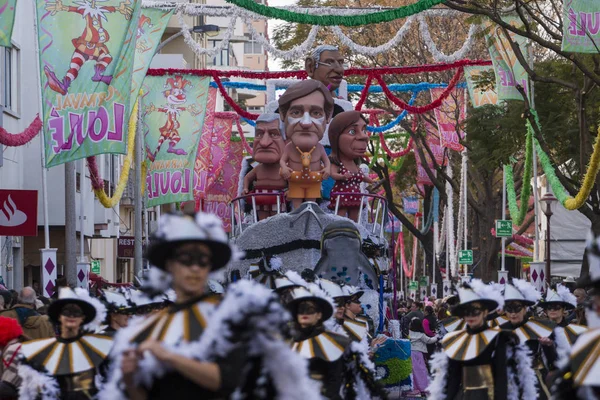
[87,97,139,208]
[0,115,43,147]
[505,124,533,226]
[222,0,446,26]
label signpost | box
[90,260,101,274]
[458,250,473,265]
[495,220,513,237]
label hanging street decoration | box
[483,16,530,102]
[431,87,467,152]
[0,0,16,47]
[37,0,144,167]
[464,65,500,107]
[142,75,211,207]
[562,0,600,53]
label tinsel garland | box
[0,115,43,146]
[398,230,415,278]
[508,242,533,257]
[177,11,238,58]
[417,15,478,62]
[534,137,571,205]
[331,17,414,56]
[222,0,446,27]
[437,205,446,257]
[456,152,466,266]
[446,157,457,276]
[87,97,139,208]
[504,124,533,226]
[354,76,373,112]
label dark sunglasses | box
[297,303,319,315]
[463,307,483,317]
[346,299,361,305]
[545,304,564,311]
[61,310,84,318]
[505,304,524,313]
[171,252,212,268]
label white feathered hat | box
[274,270,307,293]
[146,212,234,271]
[540,284,576,310]
[319,279,348,300]
[47,287,107,332]
[287,286,334,321]
[452,280,499,317]
[504,278,541,306]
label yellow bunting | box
[564,125,600,210]
[94,97,139,208]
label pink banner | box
[194,88,218,199]
[203,140,244,232]
[414,141,434,186]
[430,88,467,152]
[424,120,446,166]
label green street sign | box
[458,250,473,265]
[91,260,101,274]
[419,276,429,287]
[495,220,513,237]
[408,280,419,290]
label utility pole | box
[65,162,77,286]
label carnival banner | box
[143,75,211,207]
[430,88,466,152]
[130,8,174,109]
[37,0,143,167]
[403,196,419,214]
[483,17,530,101]
[464,66,499,107]
[562,0,600,53]
[0,0,16,47]
[197,114,233,198]
[424,120,446,166]
[203,140,244,232]
[193,88,218,199]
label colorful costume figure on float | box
[428,280,537,400]
[278,80,333,209]
[287,286,386,400]
[43,0,133,94]
[18,287,113,400]
[145,75,201,161]
[499,279,557,400]
[243,113,288,220]
[100,212,318,400]
[327,111,375,221]
[551,232,600,399]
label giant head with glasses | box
[145,212,233,302]
[305,45,346,94]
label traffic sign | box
[458,250,473,265]
[495,220,513,237]
[419,276,429,287]
[91,260,101,274]
[408,280,419,290]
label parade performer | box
[99,289,134,337]
[327,111,376,222]
[428,281,537,400]
[342,286,370,342]
[319,279,350,335]
[43,0,133,95]
[539,285,587,348]
[500,279,556,400]
[550,232,600,399]
[279,80,333,209]
[101,212,317,400]
[288,286,386,399]
[243,113,288,219]
[273,270,306,306]
[18,287,112,400]
[145,75,201,162]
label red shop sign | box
[0,190,38,236]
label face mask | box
[287,111,325,127]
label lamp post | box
[154,24,220,54]
[541,191,557,290]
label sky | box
[266,0,297,71]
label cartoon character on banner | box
[327,111,376,222]
[43,0,134,95]
[145,75,201,162]
[278,80,332,209]
[135,14,153,52]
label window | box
[0,45,19,115]
[244,39,263,55]
[209,40,230,66]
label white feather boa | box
[507,342,538,400]
[345,340,384,400]
[554,327,572,369]
[73,287,107,332]
[427,351,449,400]
[100,280,319,400]
[512,278,541,304]
[18,364,60,400]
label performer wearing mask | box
[500,279,556,400]
[539,285,587,347]
[428,280,537,400]
[101,212,315,400]
[342,286,370,342]
[18,288,112,400]
[99,289,134,337]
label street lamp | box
[155,24,220,54]
[541,190,557,290]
